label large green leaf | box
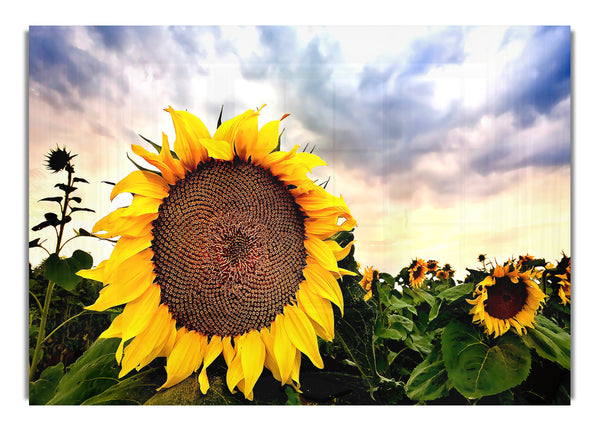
[47,338,121,405]
[441,321,531,399]
[437,283,475,303]
[521,315,570,370]
[29,362,64,405]
[82,368,161,405]
[44,250,93,292]
[406,344,451,402]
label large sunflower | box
[78,105,356,400]
[466,263,546,338]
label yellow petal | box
[110,170,170,201]
[233,110,259,162]
[165,106,210,171]
[199,138,234,161]
[85,250,155,311]
[253,120,281,162]
[297,285,334,341]
[159,330,206,390]
[282,305,324,369]
[325,239,355,261]
[199,336,224,394]
[238,330,266,399]
[305,236,339,272]
[119,305,172,377]
[119,284,161,345]
[76,260,107,282]
[302,259,344,315]
[131,144,179,185]
[272,315,295,384]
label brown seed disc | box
[485,277,528,320]
[151,157,307,337]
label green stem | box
[29,290,43,314]
[30,165,74,381]
[42,310,88,344]
[29,279,55,381]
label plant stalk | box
[29,279,55,381]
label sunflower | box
[556,258,571,306]
[435,263,455,280]
[466,263,546,338]
[408,259,427,288]
[359,265,378,300]
[45,145,76,173]
[78,105,356,400]
[517,253,534,266]
[426,259,438,273]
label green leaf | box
[82,368,160,405]
[284,386,301,405]
[70,196,82,203]
[389,295,417,315]
[411,288,436,307]
[29,362,64,405]
[47,338,121,405]
[521,315,570,370]
[437,283,475,303]
[217,105,224,128]
[406,333,435,355]
[44,250,93,292]
[441,321,531,399]
[389,314,414,332]
[55,183,77,194]
[428,299,442,322]
[334,256,381,397]
[406,344,451,402]
[69,207,95,213]
[73,177,89,183]
[38,196,63,204]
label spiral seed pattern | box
[151,157,307,337]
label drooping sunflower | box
[466,263,546,338]
[408,258,427,288]
[359,265,378,300]
[78,105,357,400]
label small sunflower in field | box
[78,105,356,400]
[360,266,378,300]
[435,263,455,280]
[408,258,427,288]
[466,263,546,338]
[556,255,571,306]
[517,253,535,266]
[426,260,438,273]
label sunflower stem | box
[29,279,56,381]
[30,164,74,381]
[42,310,88,345]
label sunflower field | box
[28,107,571,405]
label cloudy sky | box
[28,25,571,278]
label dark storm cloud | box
[494,26,571,125]
[29,26,116,110]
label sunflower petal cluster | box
[359,265,378,300]
[78,105,356,400]
[466,263,546,338]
